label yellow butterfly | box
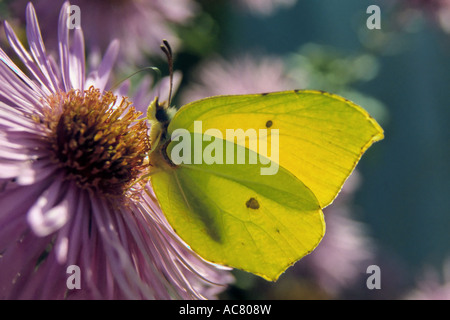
[144,41,383,281]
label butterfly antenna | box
[110,66,162,92]
[160,39,174,107]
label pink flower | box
[396,0,450,33]
[0,2,232,299]
[10,0,198,64]
[405,260,450,300]
[295,172,376,296]
[231,0,297,15]
[180,54,296,104]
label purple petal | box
[0,103,37,131]
[85,39,119,92]
[57,1,70,91]
[130,75,153,113]
[0,61,44,114]
[0,129,48,155]
[27,178,70,237]
[25,3,61,92]
[114,79,131,99]
[0,160,30,180]
[47,55,62,86]
[0,147,31,161]
[54,183,79,264]
[16,162,58,186]
[0,179,51,248]
[2,22,52,97]
[70,28,86,91]
[65,187,87,265]
[91,195,154,299]
[16,248,65,299]
[0,231,53,299]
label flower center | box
[44,87,150,197]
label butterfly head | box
[146,95,176,153]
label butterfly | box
[143,41,384,281]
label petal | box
[0,179,51,249]
[16,162,58,186]
[0,231,53,299]
[0,104,36,132]
[2,21,52,97]
[91,195,151,299]
[57,1,71,91]
[25,3,61,92]
[0,129,49,157]
[114,79,130,100]
[54,183,79,264]
[130,75,153,113]
[69,28,86,91]
[27,178,70,237]
[65,187,87,265]
[0,61,43,114]
[85,39,119,92]
[0,160,30,180]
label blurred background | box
[1,0,449,299]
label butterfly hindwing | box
[150,134,324,281]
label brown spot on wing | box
[246,197,260,209]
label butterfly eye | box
[246,197,260,210]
